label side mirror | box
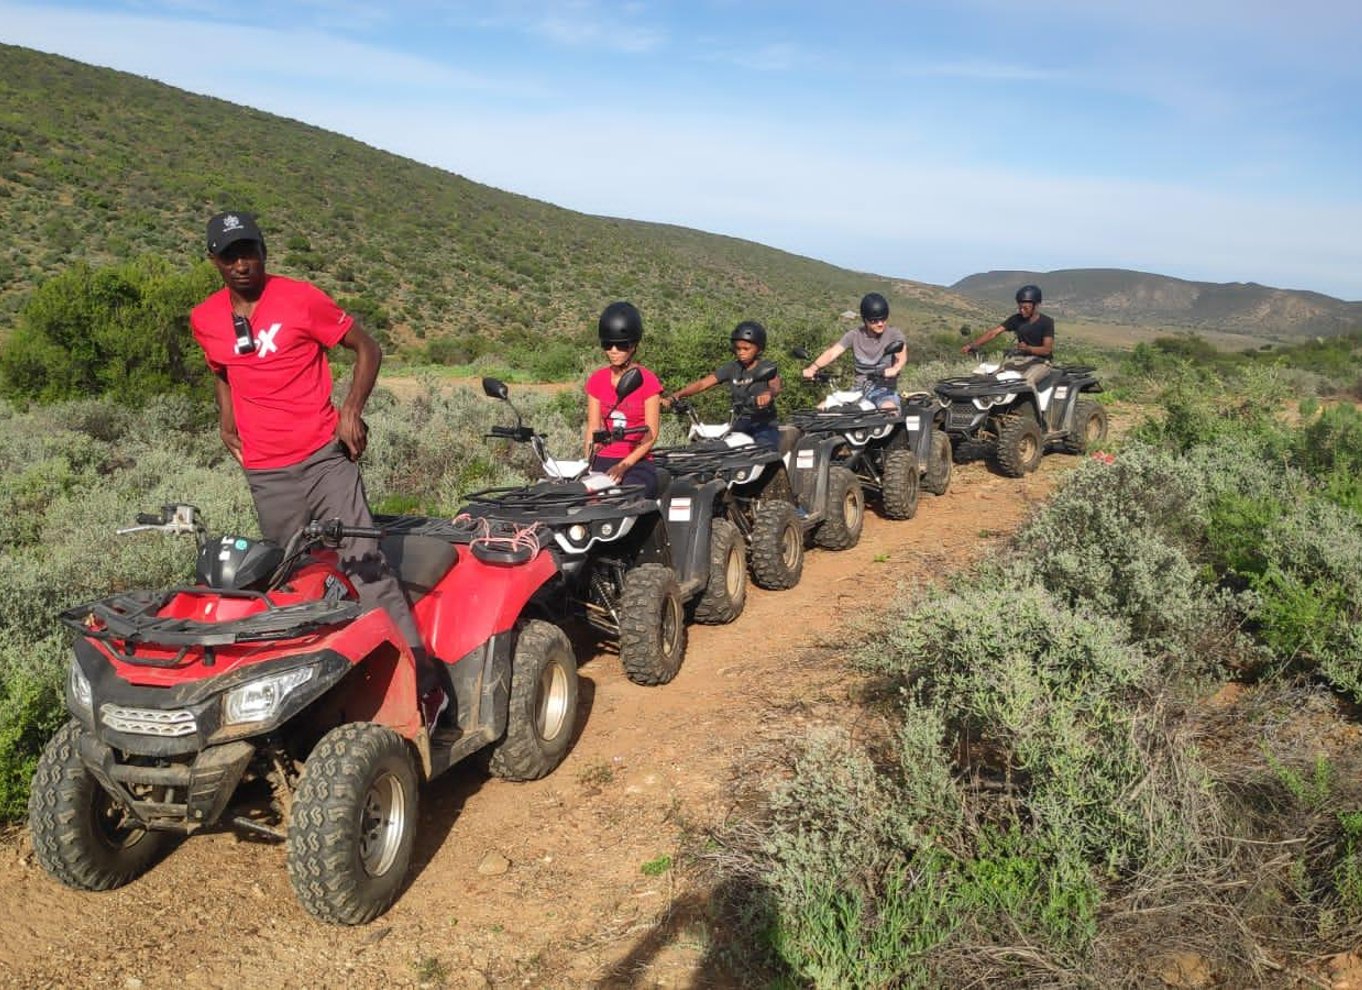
[752,363,778,384]
[790,347,811,361]
[482,377,509,401]
[884,340,905,357]
[615,366,644,402]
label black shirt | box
[1003,312,1055,349]
[714,358,778,423]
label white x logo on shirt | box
[255,323,281,358]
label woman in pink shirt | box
[584,301,663,496]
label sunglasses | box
[602,342,634,352]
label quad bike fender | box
[415,548,558,665]
[662,477,726,594]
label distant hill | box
[0,44,985,354]
[952,269,1362,342]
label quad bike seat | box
[380,534,459,598]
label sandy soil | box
[4,410,1351,989]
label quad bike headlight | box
[223,666,316,726]
[68,662,93,716]
[567,524,589,544]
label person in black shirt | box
[962,284,1054,386]
[663,321,783,448]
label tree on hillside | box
[0,256,220,405]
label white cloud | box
[0,2,540,96]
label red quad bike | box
[28,503,578,924]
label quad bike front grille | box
[101,704,198,737]
[945,405,981,430]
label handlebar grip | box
[344,525,384,540]
[135,512,163,525]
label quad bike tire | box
[994,409,1044,477]
[748,500,804,590]
[692,518,747,624]
[814,466,865,549]
[486,619,579,781]
[880,448,920,520]
[287,722,419,925]
[618,563,687,686]
[28,720,170,891]
[923,429,953,496]
[1066,399,1108,454]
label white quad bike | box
[788,340,951,522]
[933,338,1108,477]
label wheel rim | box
[1085,414,1104,445]
[660,593,681,657]
[90,788,147,852]
[780,519,801,569]
[844,486,864,529]
[358,771,407,877]
[536,657,571,742]
[1020,433,1039,464]
[724,543,744,598]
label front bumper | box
[76,732,255,831]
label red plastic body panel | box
[415,548,557,664]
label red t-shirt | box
[585,365,662,460]
[190,275,353,469]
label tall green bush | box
[0,256,219,405]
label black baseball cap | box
[206,211,265,256]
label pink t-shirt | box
[190,275,353,469]
[585,365,663,460]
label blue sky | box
[4,0,1361,299]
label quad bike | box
[664,369,866,553]
[28,503,577,925]
[934,332,1108,477]
[791,340,951,521]
[653,371,805,593]
[463,372,748,685]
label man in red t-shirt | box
[189,212,445,728]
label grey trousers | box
[244,438,424,655]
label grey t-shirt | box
[837,325,906,386]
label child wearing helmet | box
[585,301,663,496]
[662,320,783,449]
[962,284,1054,386]
[801,292,907,411]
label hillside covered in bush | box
[0,44,985,360]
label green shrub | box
[0,255,219,405]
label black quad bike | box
[934,335,1108,476]
[464,372,749,685]
[789,340,950,524]
[29,503,577,924]
[655,374,805,594]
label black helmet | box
[1015,284,1043,304]
[730,320,767,349]
[859,292,889,321]
[598,301,643,346]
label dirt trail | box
[0,446,1088,990]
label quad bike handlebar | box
[592,424,650,444]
